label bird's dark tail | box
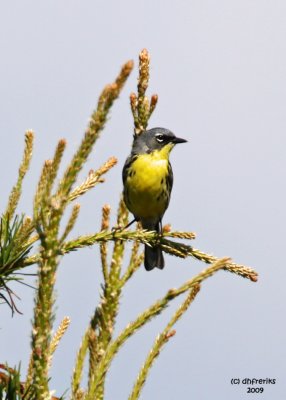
[143,221,164,271]
[144,244,164,271]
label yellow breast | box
[125,149,171,220]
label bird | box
[122,127,187,271]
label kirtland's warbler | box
[122,127,187,271]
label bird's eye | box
[155,134,164,143]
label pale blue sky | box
[1,1,285,399]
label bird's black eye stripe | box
[155,133,164,143]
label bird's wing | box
[167,161,173,194]
[122,154,137,184]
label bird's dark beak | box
[172,136,188,144]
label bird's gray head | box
[131,127,187,155]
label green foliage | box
[0,50,258,400]
[0,216,32,276]
[0,215,34,313]
[0,364,36,400]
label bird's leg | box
[112,218,137,231]
[159,219,163,234]
[123,218,137,230]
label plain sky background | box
[1,1,285,399]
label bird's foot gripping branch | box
[0,49,257,400]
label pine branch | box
[22,226,257,283]
[67,157,117,202]
[61,228,195,252]
[120,238,144,286]
[59,204,81,243]
[100,204,111,283]
[30,59,133,399]
[130,49,158,135]
[129,284,201,400]
[188,247,258,282]
[48,316,71,368]
[56,61,133,204]
[71,330,89,399]
[87,198,129,399]
[4,130,34,219]
[0,215,34,313]
[45,138,67,199]
[86,258,229,398]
